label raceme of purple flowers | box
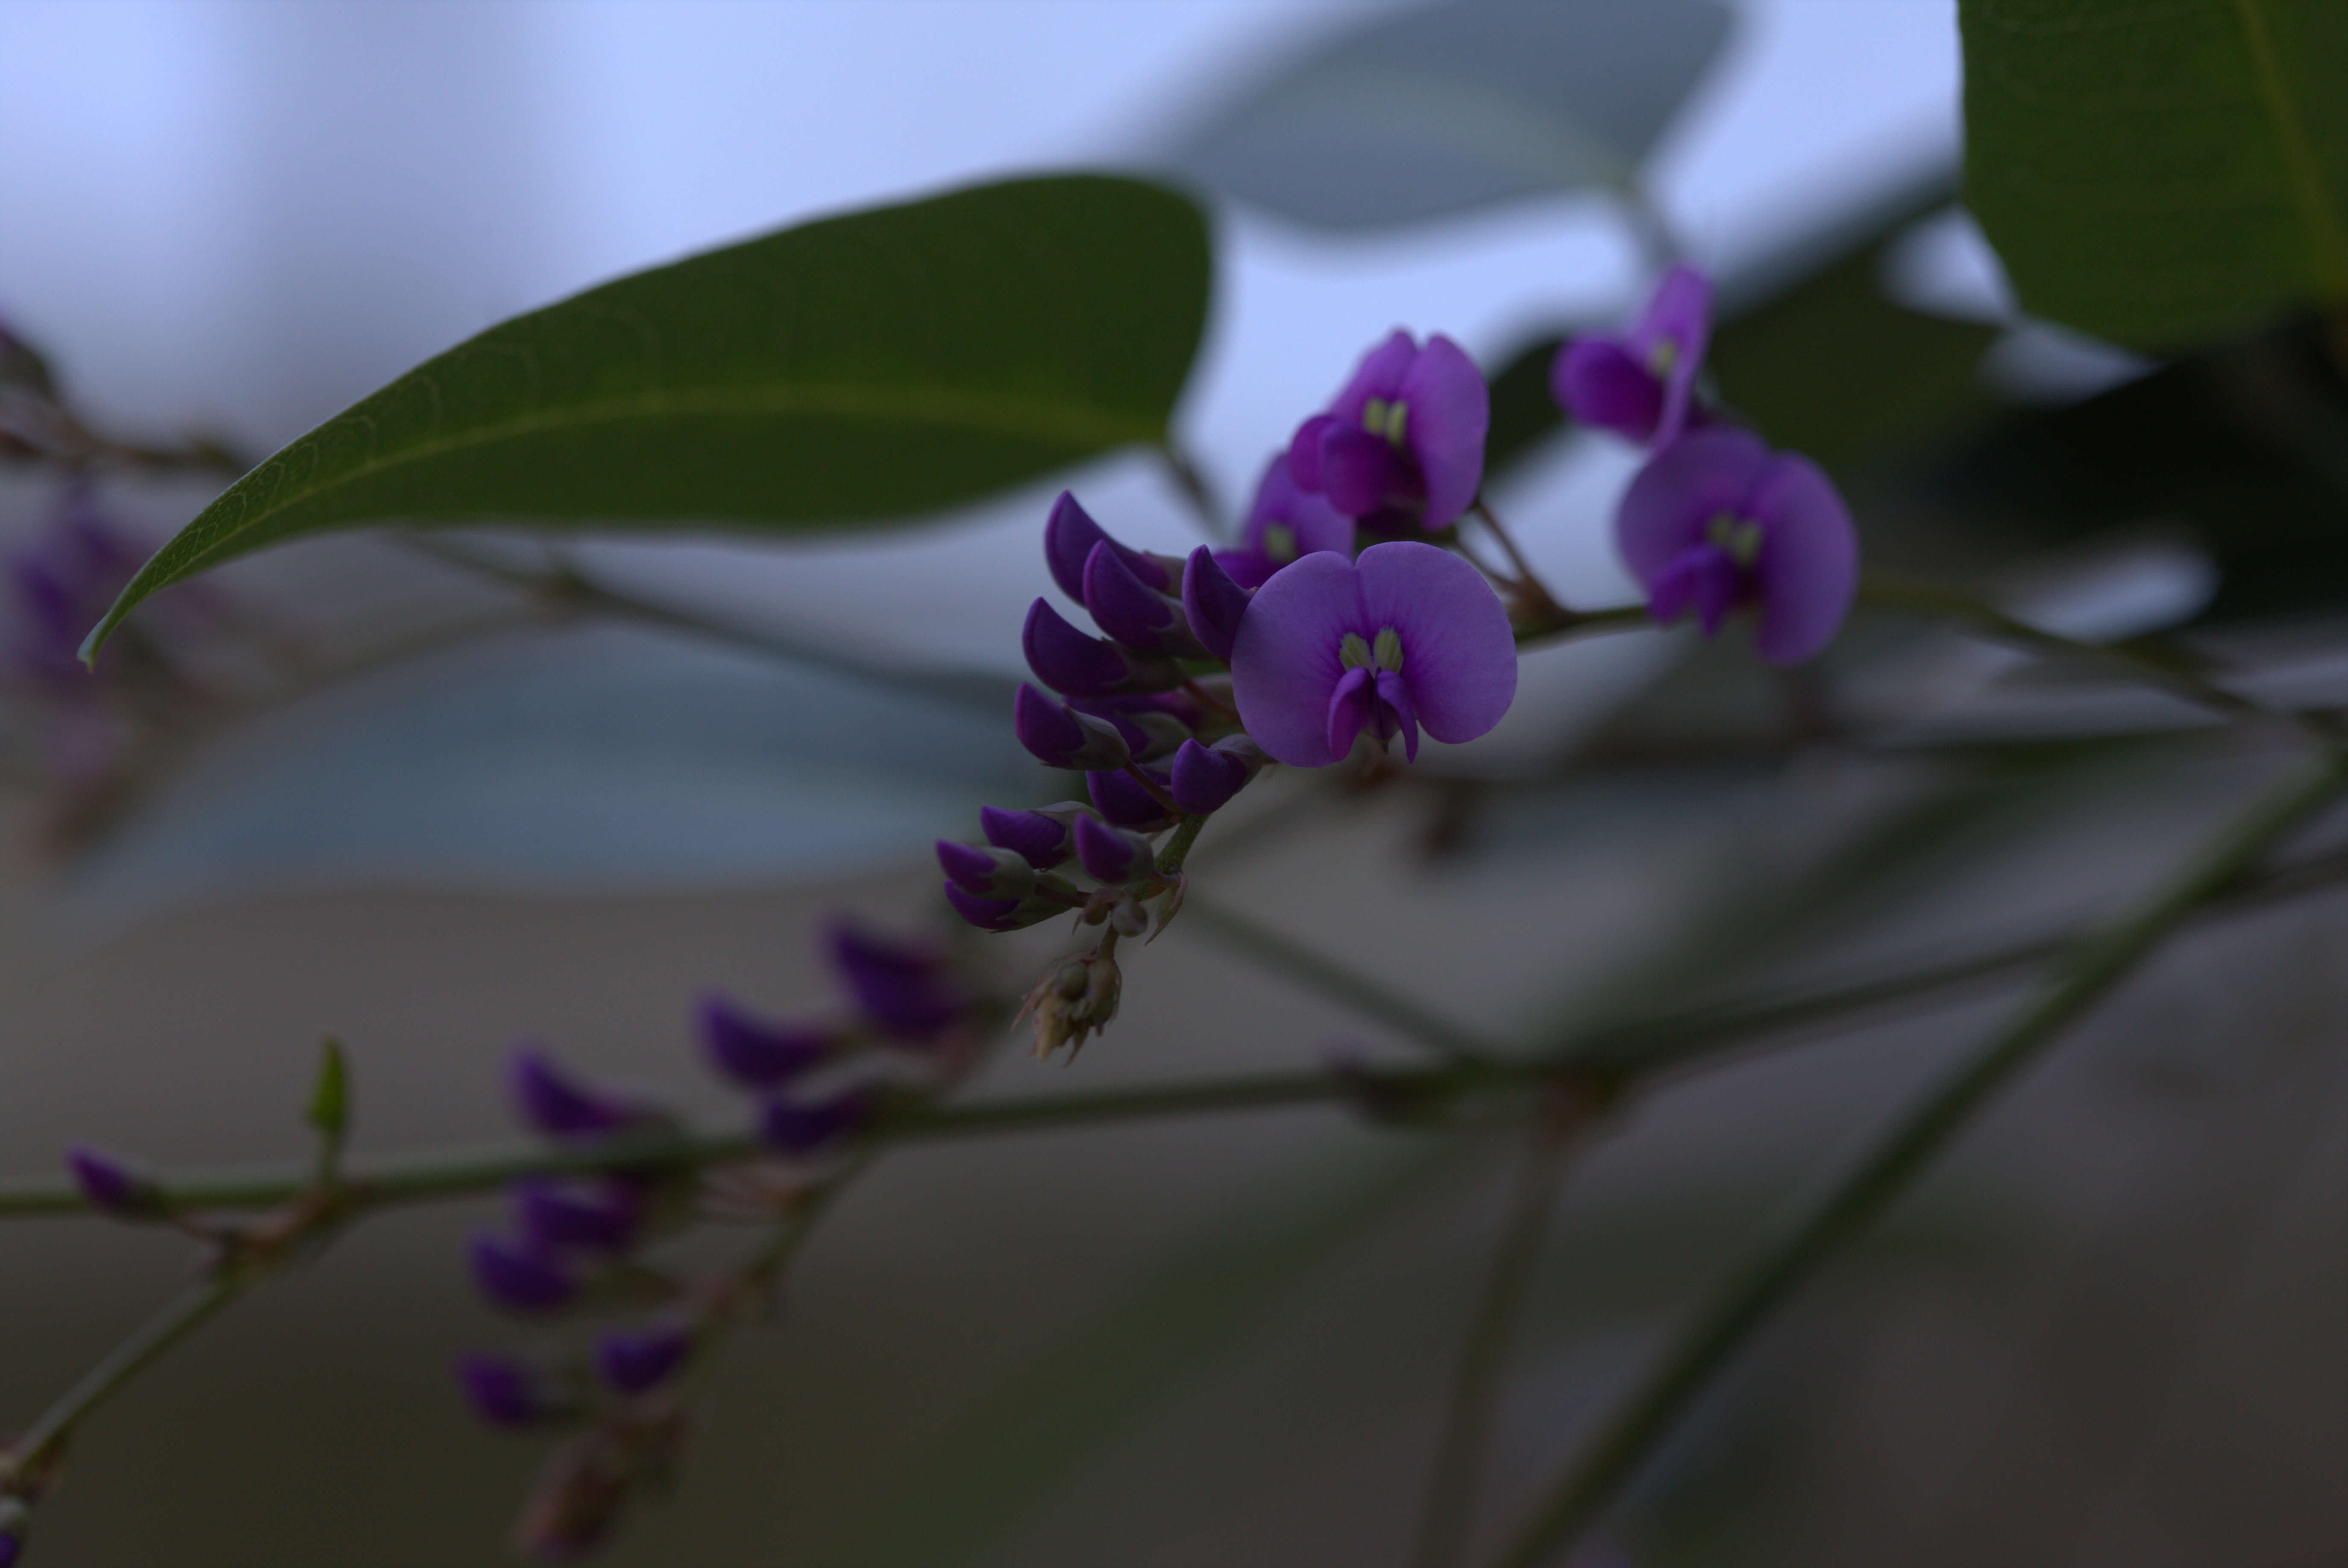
[457,919,974,1425]
[1554,266,1859,664]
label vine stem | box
[1489,746,2348,1568]
[4,1275,238,1476]
[1409,1099,1589,1568]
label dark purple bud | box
[1074,814,1154,884]
[455,1351,581,1428]
[1182,545,1252,662]
[936,839,1035,900]
[1022,597,1133,698]
[1045,490,1170,602]
[1014,683,1132,771]
[65,1143,163,1217]
[825,922,965,1040]
[1069,696,1192,762]
[1086,767,1178,831]
[0,1497,29,1568]
[593,1319,696,1396]
[760,1084,882,1157]
[507,1046,646,1141]
[944,882,1074,932]
[1169,737,1256,814]
[697,993,833,1089]
[1083,542,1207,658]
[514,1178,643,1254]
[469,1233,580,1314]
[980,805,1075,868]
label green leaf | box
[1166,0,1729,231]
[1961,0,2348,348]
[84,173,1211,657]
[305,1037,349,1142]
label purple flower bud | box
[760,1084,882,1157]
[1169,737,1258,814]
[936,839,1036,900]
[65,1143,163,1217]
[593,1319,696,1396]
[0,1498,26,1568]
[1288,332,1488,533]
[507,1047,647,1142]
[1067,696,1191,762]
[1073,814,1154,884]
[1044,490,1172,603]
[469,1233,580,1315]
[1615,427,1857,665]
[944,882,1024,931]
[697,993,833,1090]
[1021,597,1134,698]
[1181,546,1251,664]
[1086,766,1177,831]
[980,805,1075,868]
[1230,542,1517,768]
[455,1351,581,1428]
[1553,264,1712,448]
[825,921,964,1040]
[1083,542,1207,658]
[1013,683,1132,771]
[514,1178,644,1254]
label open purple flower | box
[1230,541,1517,767]
[1287,332,1488,534]
[1216,455,1354,590]
[1616,426,1858,665]
[1553,264,1712,448]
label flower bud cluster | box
[456,919,980,1557]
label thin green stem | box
[1512,603,1654,648]
[1410,1108,1583,1568]
[1490,747,2348,1568]
[1180,892,1505,1063]
[1155,811,1210,877]
[3,1275,238,1476]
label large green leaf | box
[1962,0,2348,348]
[83,174,1210,656]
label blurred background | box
[1,2,2343,1565]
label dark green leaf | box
[1166,0,1729,231]
[305,1037,349,1141]
[1482,332,1573,479]
[1961,0,2348,348]
[84,174,1211,656]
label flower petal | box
[1635,265,1713,449]
[1614,426,1774,590]
[1749,453,1858,665]
[1399,334,1489,528]
[1552,336,1663,440]
[1230,550,1364,768]
[1315,422,1418,517]
[1353,541,1516,745]
[1374,668,1420,761]
[1244,454,1356,561]
[1327,329,1419,423]
[1325,664,1375,760]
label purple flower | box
[65,1143,162,1217]
[1073,815,1154,884]
[469,1233,580,1315]
[593,1319,695,1396]
[514,1178,644,1254]
[936,839,1036,901]
[1287,332,1488,533]
[1083,543,1205,658]
[697,993,834,1089]
[1616,426,1857,665]
[1043,490,1177,604]
[1229,541,1517,768]
[825,922,964,1040]
[760,1084,882,1157]
[1216,456,1355,590]
[1168,737,1260,815]
[1012,684,1131,771]
[1021,599,1177,699]
[980,805,1076,868]
[455,1352,580,1428]
[1182,546,1252,663]
[1085,766,1177,831]
[507,1047,648,1142]
[1553,264,1712,447]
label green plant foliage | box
[83,174,1211,657]
[1962,0,2348,349]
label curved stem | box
[1490,747,2348,1568]
[3,1275,238,1478]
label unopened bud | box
[593,1318,696,1397]
[1109,898,1152,937]
[1169,737,1258,814]
[455,1351,586,1428]
[514,1178,644,1254]
[1083,541,1209,658]
[1043,490,1180,602]
[469,1233,581,1315]
[1013,684,1131,771]
[1181,545,1252,662]
[1073,814,1154,885]
[935,839,1036,900]
[1085,767,1177,831]
[507,1047,652,1142]
[64,1143,164,1218]
[696,993,833,1089]
[760,1084,881,1158]
[1021,600,1179,699]
[979,805,1078,868]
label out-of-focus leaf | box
[1166,0,1730,231]
[1927,313,2348,623]
[0,316,59,400]
[826,1139,1464,1568]
[1483,332,1574,479]
[84,175,1210,655]
[1961,0,2348,348]
[59,624,1032,922]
